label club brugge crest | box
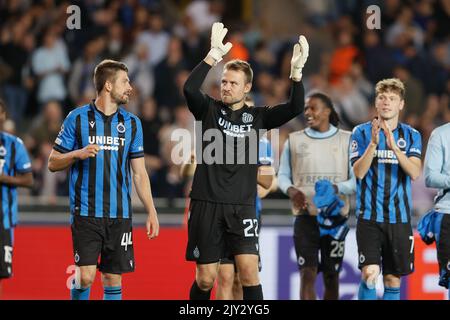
[397,138,406,149]
[242,112,253,123]
[117,122,126,133]
[0,146,6,157]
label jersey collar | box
[90,100,120,120]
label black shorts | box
[0,227,13,279]
[220,254,262,272]
[356,218,414,276]
[293,215,345,274]
[71,215,135,274]
[186,200,259,264]
[437,214,450,288]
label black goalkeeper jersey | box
[183,61,305,205]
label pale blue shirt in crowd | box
[278,125,356,195]
[32,40,71,104]
[424,123,450,214]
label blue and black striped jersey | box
[53,103,144,219]
[350,121,422,224]
[0,132,32,229]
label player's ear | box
[105,80,113,92]
[399,98,405,111]
[244,82,252,94]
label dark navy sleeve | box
[407,127,422,158]
[183,61,212,121]
[53,111,77,153]
[15,138,32,173]
[261,81,305,130]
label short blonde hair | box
[375,78,405,99]
[224,59,253,84]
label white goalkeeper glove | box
[290,35,309,81]
[207,22,233,64]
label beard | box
[221,94,244,106]
[111,89,129,105]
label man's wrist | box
[71,149,81,161]
[333,184,339,194]
[207,48,223,65]
[287,186,297,197]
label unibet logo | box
[218,117,253,136]
[375,149,400,164]
[89,136,125,150]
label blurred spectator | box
[31,27,70,108]
[103,22,127,60]
[185,0,224,34]
[332,75,371,129]
[393,64,425,122]
[228,30,250,61]
[140,97,163,173]
[68,37,105,106]
[385,6,425,50]
[300,0,338,27]
[24,100,66,199]
[362,30,396,83]
[136,10,170,66]
[178,14,208,70]
[329,30,360,86]
[154,36,188,109]
[0,17,30,123]
[157,105,195,198]
[25,101,64,156]
[123,42,155,102]
[249,40,277,79]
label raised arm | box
[382,120,422,180]
[263,81,305,129]
[183,61,212,120]
[353,120,379,180]
[183,22,233,120]
[263,36,308,129]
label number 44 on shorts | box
[121,232,132,251]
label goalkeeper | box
[183,22,308,300]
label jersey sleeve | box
[407,128,422,158]
[53,112,77,153]
[350,126,366,165]
[261,81,304,130]
[183,61,212,120]
[129,116,144,159]
[14,138,32,174]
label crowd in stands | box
[0,0,448,215]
